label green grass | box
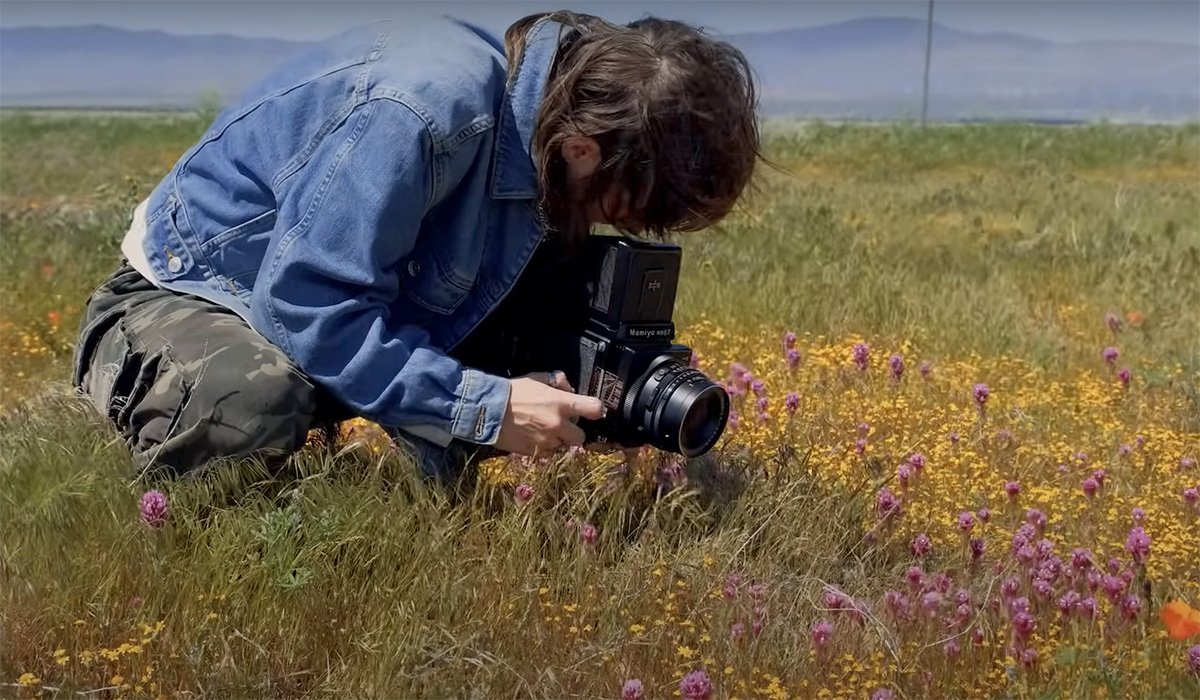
[2,113,1199,698]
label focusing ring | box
[621,356,672,429]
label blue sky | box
[2,0,1198,44]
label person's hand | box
[495,371,605,457]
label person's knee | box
[197,361,319,453]
[132,358,319,474]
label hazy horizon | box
[2,0,1198,46]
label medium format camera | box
[462,235,729,457]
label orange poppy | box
[1125,311,1144,327]
[1160,600,1200,640]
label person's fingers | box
[558,420,587,447]
[547,370,575,392]
[564,394,605,420]
[535,433,560,455]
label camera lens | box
[624,356,730,457]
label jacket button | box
[167,256,182,273]
[407,260,420,277]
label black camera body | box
[464,235,729,457]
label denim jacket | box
[121,15,569,448]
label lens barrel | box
[623,356,730,457]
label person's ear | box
[561,136,601,181]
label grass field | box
[2,111,1199,699]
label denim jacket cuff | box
[450,369,510,445]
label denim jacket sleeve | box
[248,96,511,446]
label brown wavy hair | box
[503,11,762,243]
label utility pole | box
[921,0,935,125]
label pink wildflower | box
[811,619,834,648]
[514,483,534,504]
[730,621,745,641]
[679,670,712,700]
[1125,526,1150,564]
[579,523,598,545]
[139,489,169,529]
[1058,591,1080,616]
[852,343,870,371]
[876,487,901,517]
[723,573,741,599]
[911,533,932,558]
[622,679,645,700]
[1012,611,1036,640]
[1101,574,1126,602]
[1119,594,1142,620]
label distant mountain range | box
[2,18,1197,122]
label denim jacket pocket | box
[148,195,198,282]
[199,209,277,283]
[399,248,472,315]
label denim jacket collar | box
[489,19,571,200]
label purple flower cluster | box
[852,343,870,371]
[622,679,645,700]
[679,670,712,700]
[139,489,169,529]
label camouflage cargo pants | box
[72,262,495,481]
